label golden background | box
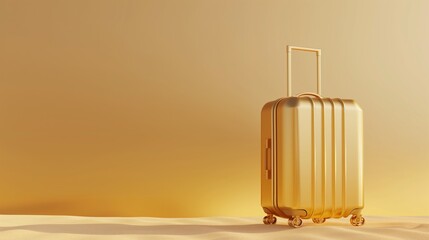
[0,0,428,217]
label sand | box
[0,215,427,240]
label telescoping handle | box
[287,46,322,97]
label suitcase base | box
[262,209,365,227]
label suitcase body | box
[261,46,364,227]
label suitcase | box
[261,46,364,227]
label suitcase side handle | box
[287,46,322,97]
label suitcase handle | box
[297,92,322,99]
[287,46,322,97]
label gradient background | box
[0,0,428,217]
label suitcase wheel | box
[350,214,365,226]
[312,218,326,224]
[263,215,277,225]
[288,216,303,228]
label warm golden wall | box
[0,0,428,217]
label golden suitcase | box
[261,46,364,227]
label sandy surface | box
[0,215,427,240]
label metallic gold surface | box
[261,97,363,221]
